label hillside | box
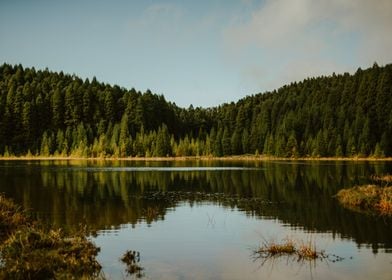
[0,63,391,157]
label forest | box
[0,62,391,158]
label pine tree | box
[40,131,52,156]
[119,114,131,157]
[222,127,231,156]
[22,102,33,149]
[241,128,249,154]
[104,90,115,123]
[155,124,171,157]
[1,63,392,158]
[286,132,298,157]
[231,128,242,155]
[214,128,223,157]
[52,87,64,128]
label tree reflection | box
[0,160,391,251]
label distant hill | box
[0,62,391,157]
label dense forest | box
[0,62,391,157]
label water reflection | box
[0,160,391,252]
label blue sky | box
[1,0,391,107]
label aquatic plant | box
[336,185,392,215]
[371,174,392,185]
[121,250,144,278]
[253,238,327,263]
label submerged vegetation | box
[0,194,102,279]
[0,63,392,158]
[336,185,392,216]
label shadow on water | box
[0,160,391,252]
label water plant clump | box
[0,195,30,240]
[336,185,392,216]
[121,250,144,278]
[371,174,392,185]
[0,194,103,279]
[253,238,327,263]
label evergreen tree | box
[155,124,171,157]
[222,127,231,156]
[119,114,131,157]
[0,63,391,158]
[286,132,298,157]
[52,87,64,129]
[231,128,242,155]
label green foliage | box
[154,124,171,157]
[0,63,391,157]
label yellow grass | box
[254,238,326,262]
[371,174,392,184]
[1,154,392,161]
[336,185,392,215]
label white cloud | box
[337,0,392,63]
[224,0,392,92]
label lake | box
[0,160,391,279]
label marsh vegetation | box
[0,194,102,279]
[336,174,392,216]
[253,237,329,264]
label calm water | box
[0,160,391,279]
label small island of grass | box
[336,175,392,216]
[253,237,332,265]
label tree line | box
[0,62,391,157]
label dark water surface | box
[0,160,391,279]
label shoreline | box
[1,155,392,161]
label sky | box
[1,0,392,108]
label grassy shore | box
[1,154,392,161]
[0,195,102,279]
